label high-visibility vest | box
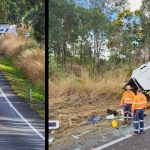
[132,93,147,112]
[120,91,135,105]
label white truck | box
[127,62,150,99]
[0,24,17,35]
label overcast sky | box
[128,0,143,11]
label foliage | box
[0,0,44,42]
[49,0,150,79]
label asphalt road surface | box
[0,74,45,150]
[103,129,150,150]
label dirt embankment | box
[49,92,120,149]
[49,69,128,149]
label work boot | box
[129,131,138,136]
[140,131,144,135]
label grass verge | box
[0,56,45,119]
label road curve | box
[0,74,45,150]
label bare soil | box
[49,93,120,149]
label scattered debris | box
[116,108,124,115]
[118,117,124,121]
[107,109,117,116]
[50,130,55,135]
[88,115,102,124]
[106,114,115,120]
[72,130,90,140]
[111,120,118,128]
[49,137,54,144]
[49,120,60,130]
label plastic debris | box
[49,137,54,144]
[49,120,60,129]
[106,114,115,120]
[88,115,102,124]
[51,130,55,134]
[72,130,90,140]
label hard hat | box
[111,120,118,128]
[126,85,132,90]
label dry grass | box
[0,34,29,57]
[49,68,129,133]
[50,68,128,99]
[17,48,45,84]
[0,33,44,85]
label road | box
[103,129,150,150]
[0,74,45,150]
[94,119,150,150]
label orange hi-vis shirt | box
[132,93,147,112]
[120,90,135,105]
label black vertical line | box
[45,0,49,149]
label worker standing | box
[131,88,147,135]
[120,85,135,125]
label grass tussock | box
[0,34,44,85]
[0,34,28,57]
[49,68,128,99]
[17,49,45,84]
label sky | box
[128,0,143,11]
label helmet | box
[126,85,132,90]
[111,120,118,128]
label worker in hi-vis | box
[131,88,147,135]
[120,85,135,125]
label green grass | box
[0,56,45,119]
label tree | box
[141,0,150,60]
[32,2,45,42]
[49,0,79,68]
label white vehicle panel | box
[131,62,150,90]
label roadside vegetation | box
[49,0,150,148]
[0,34,45,118]
[0,0,45,118]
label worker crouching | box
[132,88,147,135]
[120,85,135,125]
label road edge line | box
[0,88,45,141]
[94,125,150,150]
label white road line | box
[0,88,45,141]
[94,125,150,150]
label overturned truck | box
[127,62,150,99]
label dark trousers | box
[124,104,132,121]
[133,109,144,134]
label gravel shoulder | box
[50,107,150,150]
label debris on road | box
[49,120,60,130]
[72,130,90,140]
[106,114,115,120]
[107,109,117,116]
[88,115,102,124]
[111,120,118,128]
[50,130,55,135]
[49,137,54,144]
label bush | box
[17,49,45,84]
[49,56,65,79]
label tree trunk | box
[63,40,67,71]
